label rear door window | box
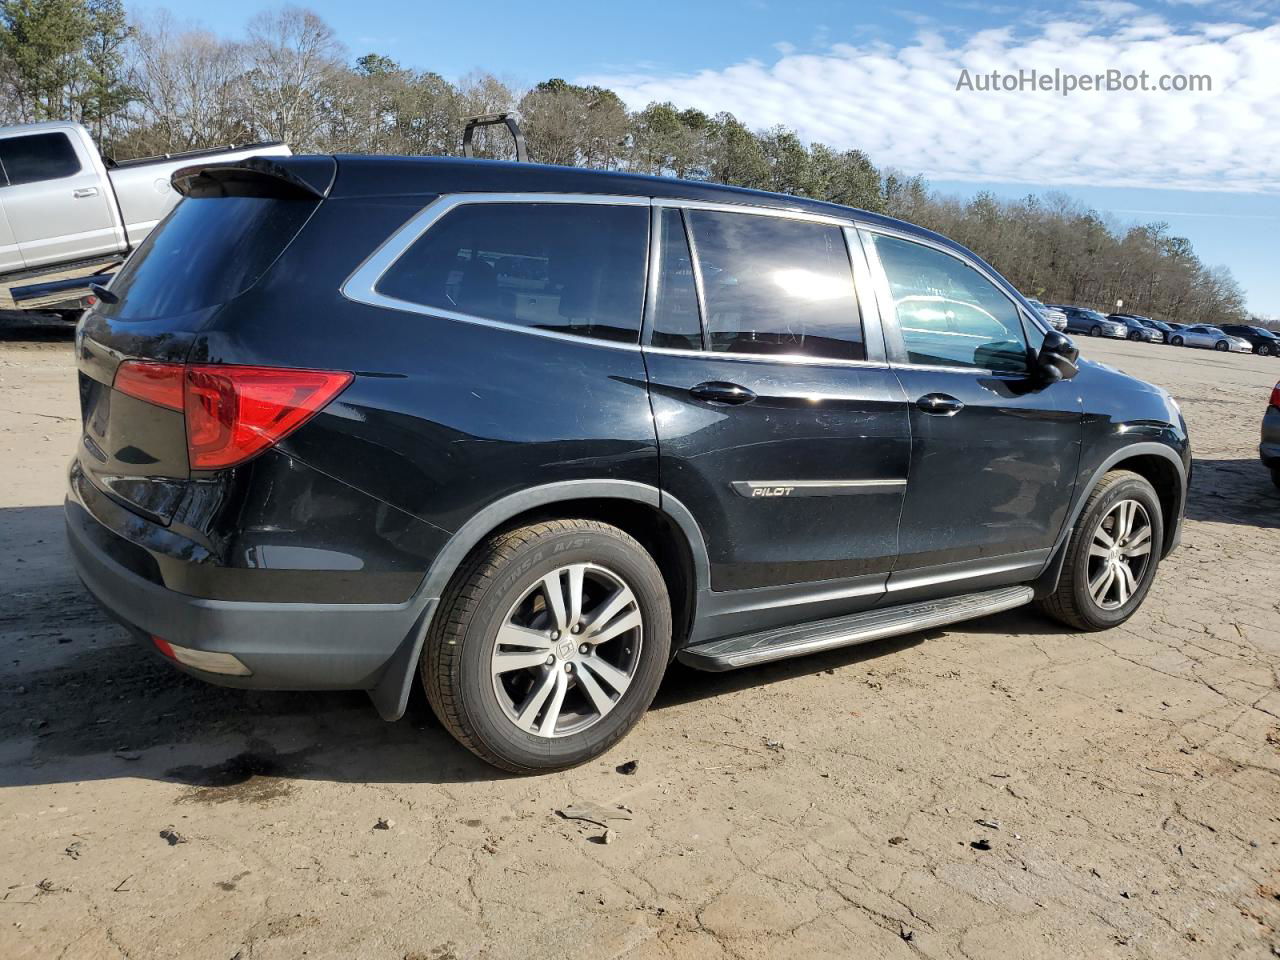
[685,209,864,361]
[378,201,649,344]
[0,132,82,185]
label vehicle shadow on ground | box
[1186,457,1279,529]
[0,312,77,341]
[4,451,1269,792]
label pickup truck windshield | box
[102,194,316,321]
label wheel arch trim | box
[369,480,709,721]
[1033,441,1187,598]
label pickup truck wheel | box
[1036,471,1164,632]
[421,519,671,774]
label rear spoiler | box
[172,155,337,200]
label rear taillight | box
[113,361,184,412]
[184,365,352,469]
[1271,382,1280,410]
[114,361,352,470]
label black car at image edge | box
[67,155,1191,772]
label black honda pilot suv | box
[67,156,1190,772]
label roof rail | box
[462,113,528,163]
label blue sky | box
[136,0,1280,315]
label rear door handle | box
[73,187,99,198]
[690,381,756,406]
[916,393,964,416]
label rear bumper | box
[66,497,434,702]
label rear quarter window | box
[376,202,649,344]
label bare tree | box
[123,11,251,156]
[241,5,343,149]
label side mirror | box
[1037,331,1079,382]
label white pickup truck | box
[0,120,290,316]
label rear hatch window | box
[101,194,317,322]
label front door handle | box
[73,187,99,198]
[916,393,964,416]
[690,381,756,406]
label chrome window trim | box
[339,189,1019,369]
[858,224,1044,375]
[652,195,855,228]
[340,192,652,352]
[643,343,890,370]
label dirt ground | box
[1,318,1278,960]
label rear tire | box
[1171,336,1183,346]
[1036,471,1164,632]
[1256,343,1272,357]
[421,519,671,774]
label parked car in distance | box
[1026,298,1068,331]
[1107,314,1164,343]
[0,120,290,315]
[1050,304,1127,339]
[1220,324,1280,357]
[1168,324,1253,352]
[67,155,1190,773]
[1135,316,1178,341]
[1263,381,1280,489]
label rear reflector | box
[114,361,352,470]
[151,634,252,676]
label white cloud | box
[580,12,1280,193]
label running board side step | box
[677,586,1034,672]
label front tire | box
[1215,340,1229,351]
[1090,325,1102,337]
[1128,331,1142,341]
[1036,471,1164,631]
[422,519,671,774]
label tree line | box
[0,1,1264,327]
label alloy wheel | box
[1086,499,1153,610]
[490,563,643,738]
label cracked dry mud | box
[1,328,1278,959]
